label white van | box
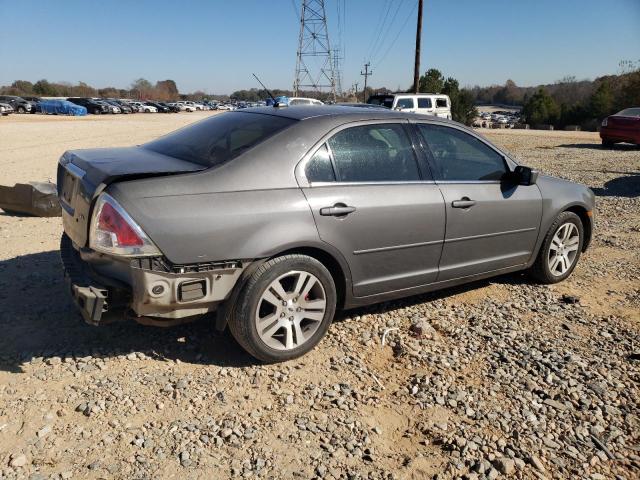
[367,93,452,119]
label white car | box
[176,102,196,112]
[0,102,14,116]
[131,102,157,113]
[497,116,509,124]
[216,104,235,111]
[367,93,452,119]
[287,97,324,106]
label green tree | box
[33,79,59,96]
[10,80,34,95]
[588,81,613,119]
[442,77,478,125]
[418,68,444,94]
[523,88,560,126]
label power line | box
[370,0,406,65]
[373,1,418,71]
[360,62,372,102]
[365,0,392,61]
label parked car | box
[58,106,594,362]
[21,96,42,112]
[66,98,109,115]
[288,97,324,106]
[367,93,452,119]
[176,101,196,112]
[93,99,121,114]
[145,101,171,113]
[105,100,132,114]
[131,102,157,113]
[0,95,36,114]
[600,107,640,147]
[0,102,14,116]
[160,102,181,113]
[37,99,87,116]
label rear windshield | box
[367,96,394,108]
[143,112,296,167]
[617,108,640,117]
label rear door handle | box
[451,197,476,208]
[320,204,356,216]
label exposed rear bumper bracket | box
[71,284,108,326]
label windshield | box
[143,112,296,167]
[616,108,640,117]
[367,95,394,108]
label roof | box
[237,104,460,126]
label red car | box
[600,107,640,147]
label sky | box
[0,0,639,94]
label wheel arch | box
[563,204,593,252]
[269,245,352,310]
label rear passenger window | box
[436,98,448,108]
[396,98,415,109]
[418,98,432,109]
[418,124,507,181]
[327,124,421,182]
[306,144,335,182]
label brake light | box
[98,203,143,246]
[90,193,160,257]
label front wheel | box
[529,211,584,284]
[602,139,614,148]
[228,255,337,363]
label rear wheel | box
[17,106,26,113]
[529,211,584,284]
[228,255,336,363]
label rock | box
[9,453,27,468]
[494,458,515,475]
[37,425,52,438]
[409,318,438,339]
[561,294,580,304]
[529,455,546,472]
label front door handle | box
[320,204,356,217]
[451,197,476,209]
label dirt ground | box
[0,113,638,480]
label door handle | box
[451,197,476,209]
[320,204,356,217]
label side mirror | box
[514,165,539,186]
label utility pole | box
[353,82,359,101]
[360,62,372,103]
[413,0,423,94]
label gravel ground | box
[0,114,638,480]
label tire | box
[529,211,584,284]
[228,254,337,363]
[17,106,26,113]
[602,139,614,148]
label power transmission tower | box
[333,48,343,97]
[360,62,372,103]
[294,0,337,101]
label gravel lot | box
[0,113,638,480]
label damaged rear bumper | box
[60,233,246,326]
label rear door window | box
[144,112,296,167]
[306,144,335,182]
[327,124,421,182]
[436,98,448,108]
[418,98,432,109]
[418,124,507,181]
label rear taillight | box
[601,118,608,127]
[89,193,160,257]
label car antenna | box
[252,73,279,106]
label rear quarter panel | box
[108,184,322,265]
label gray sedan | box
[58,106,595,362]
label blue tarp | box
[37,100,87,116]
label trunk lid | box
[58,146,205,248]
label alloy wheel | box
[254,270,326,351]
[548,223,580,276]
